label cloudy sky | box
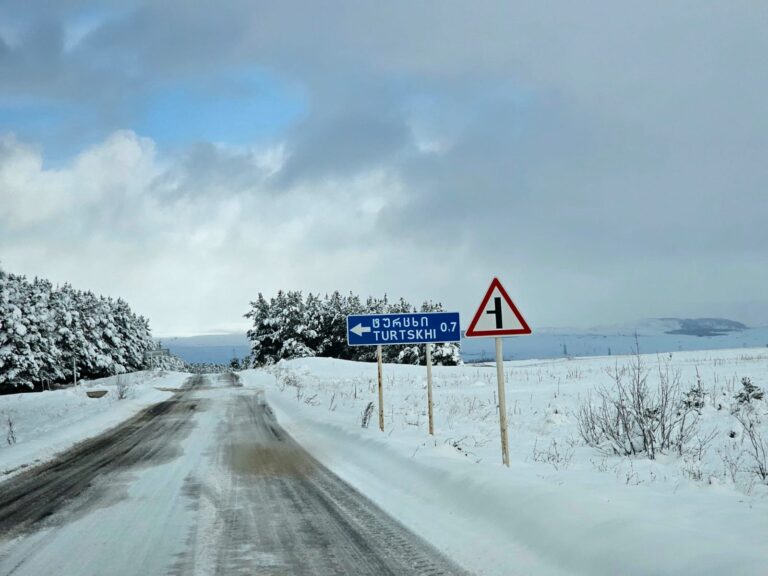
[1,1,767,336]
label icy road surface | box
[0,374,468,576]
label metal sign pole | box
[346,312,462,435]
[465,278,531,468]
[426,342,434,435]
[377,344,384,432]
[495,337,510,467]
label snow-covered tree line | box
[0,267,157,391]
[245,291,461,366]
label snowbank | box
[240,349,768,576]
[0,370,190,479]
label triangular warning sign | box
[465,278,532,337]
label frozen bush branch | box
[361,402,374,428]
[115,375,132,400]
[576,350,699,459]
[734,411,768,482]
[5,413,16,445]
[530,438,574,471]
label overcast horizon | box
[2,2,767,336]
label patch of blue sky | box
[136,68,307,148]
[0,101,70,136]
[0,101,95,167]
[0,67,306,165]
[0,95,121,168]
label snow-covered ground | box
[0,370,190,479]
[240,348,768,576]
[2,349,767,575]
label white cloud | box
[0,134,71,227]
[2,2,767,332]
[0,131,424,334]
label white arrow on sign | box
[350,323,372,337]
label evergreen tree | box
[245,292,275,366]
[243,289,462,366]
[275,291,315,361]
[0,271,40,389]
[0,266,158,391]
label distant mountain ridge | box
[156,333,250,364]
[160,317,763,365]
[560,317,753,337]
[659,317,747,337]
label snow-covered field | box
[240,348,768,576]
[2,349,767,575]
[0,370,189,479]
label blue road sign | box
[346,312,461,346]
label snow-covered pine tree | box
[381,296,415,363]
[50,283,80,383]
[354,294,388,363]
[0,267,160,391]
[245,293,281,365]
[244,290,462,366]
[112,298,153,373]
[312,291,365,362]
[74,290,113,379]
[26,277,62,387]
[315,291,350,360]
[97,296,127,375]
[303,292,326,355]
[420,299,461,366]
[0,270,40,390]
[274,291,315,361]
[152,353,187,371]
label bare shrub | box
[270,364,303,396]
[448,436,470,457]
[115,376,132,400]
[282,371,301,390]
[6,414,16,445]
[681,435,715,482]
[566,368,582,380]
[361,402,374,428]
[530,438,574,471]
[733,410,768,482]
[576,350,699,459]
[576,394,606,447]
[717,439,747,486]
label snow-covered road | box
[0,374,466,576]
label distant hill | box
[461,320,767,362]
[156,333,250,364]
[162,320,766,365]
[660,318,747,337]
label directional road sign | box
[346,312,461,346]
[465,278,531,337]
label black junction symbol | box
[486,296,503,329]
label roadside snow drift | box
[0,370,190,479]
[240,349,768,576]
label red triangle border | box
[465,277,532,337]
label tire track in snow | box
[175,391,470,575]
